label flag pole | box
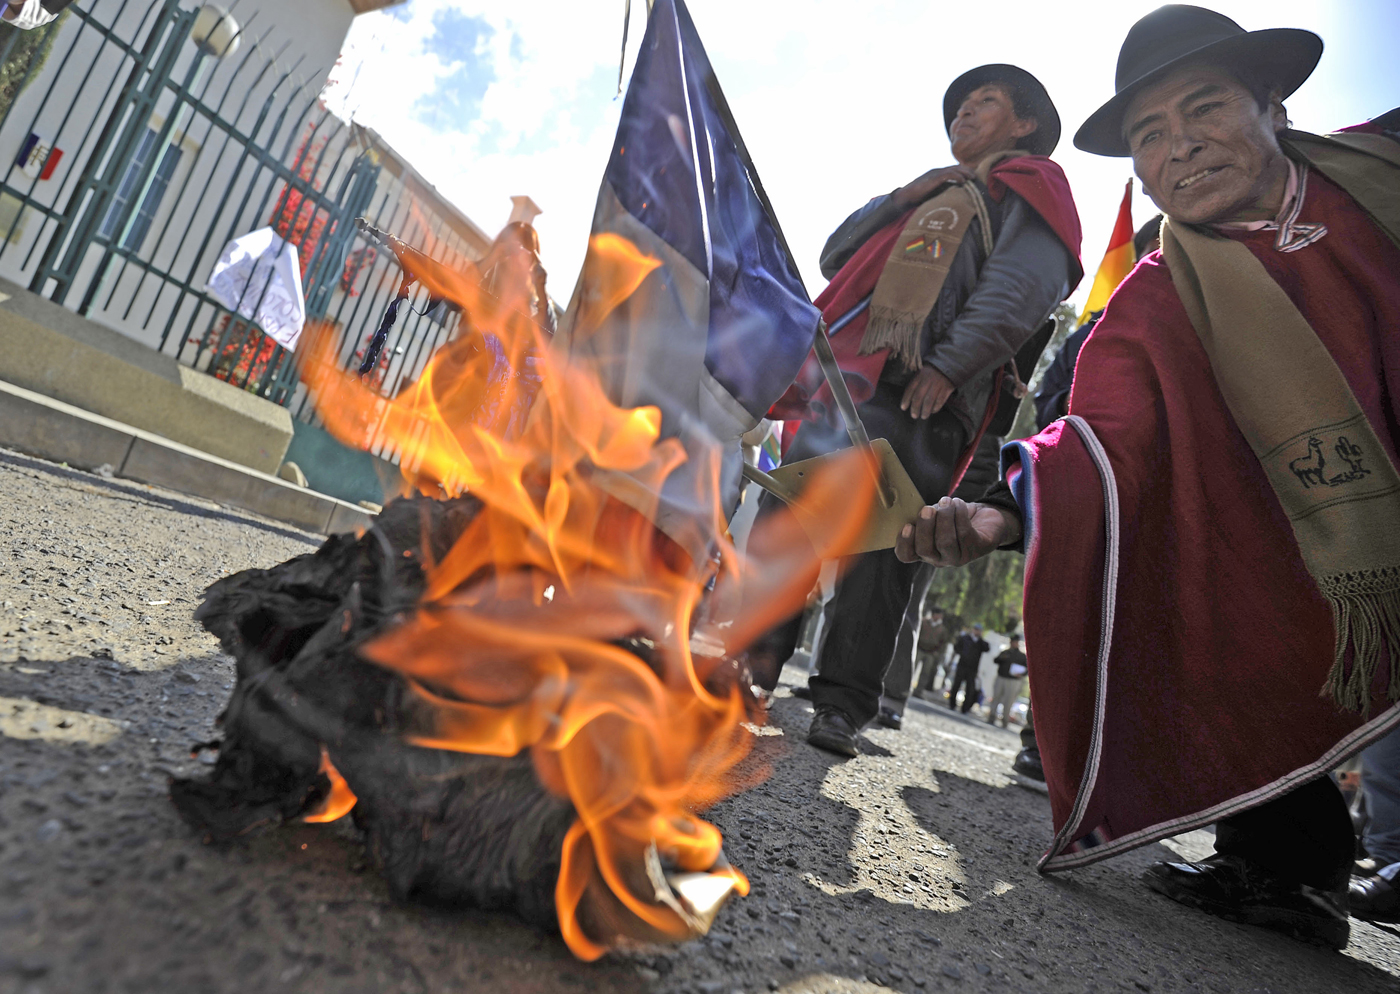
[740,462,800,504]
[812,319,895,507]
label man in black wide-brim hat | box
[756,65,1083,755]
[894,4,1400,948]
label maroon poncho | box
[1006,167,1400,871]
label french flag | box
[560,0,819,557]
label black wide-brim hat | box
[1074,4,1322,157]
[943,64,1061,158]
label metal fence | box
[0,0,486,424]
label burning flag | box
[168,0,875,962]
[1076,179,1135,326]
[560,0,822,561]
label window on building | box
[99,128,182,252]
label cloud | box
[323,0,632,298]
[413,8,496,131]
[421,7,492,64]
[325,0,1400,307]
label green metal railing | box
[0,0,480,423]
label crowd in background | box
[789,586,1031,731]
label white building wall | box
[0,0,504,427]
[0,0,357,348]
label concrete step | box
[0,378,374,535]
[0,278,294,475]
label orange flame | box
[297,230,873,957]
[572,233,663,333]
[303,746,358,823]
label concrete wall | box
[0,378,372,535]
[0,276,293,473]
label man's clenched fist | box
[894,497,1022,566]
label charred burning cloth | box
[172,0,876,960]
[173,464,866,957]
[172,495,581,924]
[173,494,748,952]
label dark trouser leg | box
[1020,706,1038,751]
[1361,723,1400,866]
[881,563,936,705]
[743,537,839,692]
[1214,776,1355,891]
[947,668,975,711]
[810,593,839,676]
[747,612,803,691]
[808,550,921,728]
[913,651,939,697]
[760,399,962,709]
[960,677,977,714]
[1012,706,1044,781]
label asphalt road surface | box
[2,445,1399,994]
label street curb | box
[0,378,375,535]
[0,279,294,474]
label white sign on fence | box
[204,228,306,351]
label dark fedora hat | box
[1074,5,1322,157]
[944,64,1061,158]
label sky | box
[321,0,1400,309]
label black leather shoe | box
[1012,747,1044,782]
[807,706,859,757]
[791,684,812,700]
[1011,747,1048,793]
[1143,854,1350,949]
[876,705,902,730]
[1350,871,1400,924]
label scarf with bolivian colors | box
[860,151,1025,370]
[1161,130,1400,710]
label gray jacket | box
[819,181,1075,438]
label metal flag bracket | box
[741,319,924,555]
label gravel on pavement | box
[2,445,1398,994]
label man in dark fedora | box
[895,4,1400,947]
[754,66,1083,756]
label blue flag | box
[561,0,819,555]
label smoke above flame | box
[296,229,872,958]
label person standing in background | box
[751,64,1082,757]
[948,623,989,713]
[913,604,953,701]
[988,633,1027,726]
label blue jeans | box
[1362,723,1400,867]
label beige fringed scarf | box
[861,151,1024,370]
[1161,133,1400,710]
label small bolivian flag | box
[757,423,782,472]
[1077,180,1135,326]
